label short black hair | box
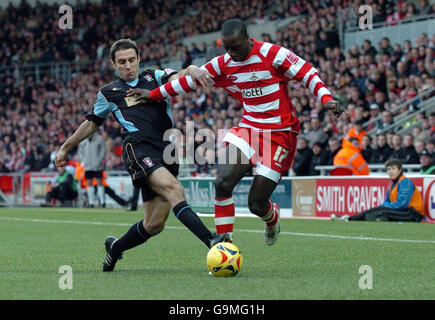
[110,39,139,62]
[385,159,402,170]
[221,19,248,38]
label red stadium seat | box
[329,167,353,176]
[0,175,13,194]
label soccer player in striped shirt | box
[129,19,344,245]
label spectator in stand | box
[416,115,432,142]
[310,142,329,175]
[414,139,426,155]
[426,136,435,159]
[293,137,313,176]
[305,117,328,148]
[361,135,374,163]
[389,134,407,163]
[380,111,394,130]
[419,149,435,174]
[361,40,377,58]
[326,137,341,165]
[367,103,382,131]
[333,137,370,175]
[429,112,435,137]
[402,134,420,164]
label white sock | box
[87,186,95,205]
[97,185,105,206]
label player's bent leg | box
[214,145,251,239]
[146,167,230,248]
[248,174,281,246]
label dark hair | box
[385,159,402,170]
[221,19,248,38]
[110,39,139,62]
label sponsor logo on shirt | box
[241,87,264,98]
[124,96,147,107]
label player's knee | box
[214,176,234,195]
[248,198,267,216]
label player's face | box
[222,34,251,62]
[386,165,401,181]
[112,48,140,82]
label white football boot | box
[264,203,280,246]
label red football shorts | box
[222,127,298,183]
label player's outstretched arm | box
[168,65,214,88]
[55,120,99,167]
[148,74,200,100]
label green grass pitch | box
[0,207,434,300]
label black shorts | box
[122,141,179,202]
[84,170,103,179]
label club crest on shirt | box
[286,51,299,65]
[249,73,259,81]
[143,157,154,167]
[144,74,153,82]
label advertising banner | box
[292,176,434,221]
[180,177,292,217]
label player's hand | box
[54,148,68,167]
[324,99,348,118]
[126,88,152,101]
[187,65,214,88]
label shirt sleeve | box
[85,91,111,126]
[149,57,227,101]
[271,46,333,105]
[155,68,178,86]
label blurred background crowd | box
[0,0,434,177]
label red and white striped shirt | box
[150,39,334,131]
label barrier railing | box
[314,164,422,176]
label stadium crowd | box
[0,0,434,177]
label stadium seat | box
[0,175,13,194]
[329,167,354,176]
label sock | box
[260,200,278,227]
[112,219,152,256]
[97,185,105,205]
[87,186,95,205]
[214,196,235,240]
[173,201,212,247]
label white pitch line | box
[1,216,434,244]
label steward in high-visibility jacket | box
[333,137,370,175]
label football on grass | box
[206,242,243,277]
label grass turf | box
[0,207,434,300]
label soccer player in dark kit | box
[55,39,229,272]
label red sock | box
[214,196,235,241]
[261,200,279,227]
